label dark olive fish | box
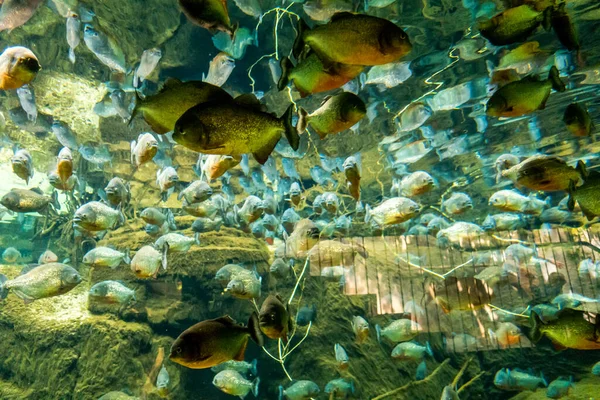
[0,0,43,32]
[563,103,593,137]
[258,294,293,343]
[0,188,54,213]
[178,0,235,37]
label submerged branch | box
[371,359,450,400]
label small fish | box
[398,102,432,132]
[482,213,525,231]
[592,361,600,376]
[79,144,112,166]
[178,0,235,37]
[213,369,259,398]
[83,24,126,73]
[430,276,493,312]
[531,304,561,323]
[391,341,433,361]
[551,2,579,55]
[203,52,235,87]
[258,294,292,342]
[270,258,291,279]
[130,245,165,279]
[0,0,43,32]
[281,158,300,181]
[203,154,241,181]
[11,149,34,184]
[351,315,369,344]
[156,364,169,396]
[134,48,162,88]
[415,360,427,381]
[16,84,37,122]
[104,177,130,208]
[73,201,123,232]
[551,293,599,310]
[489,322,522,347]
[324,378,355,399]
[299,92,366,139]
[0,188,55,213]
[38,249,58,264]
[169,313,264,369]
[293,13,411,66]
[442,192,473,215]
[191,217,222,240]
[211,359,258,376]
[156,167,179,200]
[279,380,320,400]
[131,133,158,168]
[546,377,573,399]
[179,180,214,204]
[531,308,600,350]
[140,207,175,228]
[51,121,78,150]
[399,171,435,197]
[89,280,136,306]
[110,89,131,121]
[232,0,261,18]
[366,197,421,227]
[440,385,460,400]
[83,247,130,269]
[344,155,361,201]
[563,103,593,137]
[66,11,81,63]
[0,263,81,303]
[281,208,301,234]
[173,102,301,165]
[226,271,262,300]
[478,4,550,46]
[56,147,74,183]
[155,233,196,254]
[310,165,336,187]
[501,154,582,192]
[364,61,412,89]
[486,66,565,118]
[2,247,21,264]
[0,46,41,90]
[334,343,349,370]
[489,190,546,214]
[236,195,265,225]
[494,368,547,391]
[376,319,420,343]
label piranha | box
[89,280,136,306]
[478,4,551,46]
[563,103,593,137]
[365,197,421,227]
[279,380,320,400]
[343,155,361,201]
[173,101,301,165]
[567,164,600,220]
[131,133,159,168]
[399,171,435,197]
[277,52,364,98]
[486,66,565,118]
[0,46,40,90]
[530,308,600,350]
[11,149,34,184]
[551,2,580,58]
[0,0,43,32]
[0,263,81,303]
[212,369,260,398]
[73,201,124,232]
[130,79,232,134]
[293,13,412,66]
[83,247,130,269]
[0,188,55,213]
[178,0,235,37]
[104,177,131,208]
[299,92,366,139]
[494,368,547,391]
[83,24,127,73]
[130,245,166,279]
[501,154,583,192]
[351,315,369,344]
[56,147,74,184]
[169,313,264,369]
[376,319,420,343]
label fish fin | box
[330,12,355,22]
[576,160,588,180]
[0,274,8,300]
[248,311,264,347]
[234,338,248,361]
[123,248,131,265]
[548,66,566,92]
[292,18,309,60]
[297,107,308,135]
[234,93,265,112]
[68,48,76,64]
[530,311,543,343]
[252,134,279,165]
[283,105,300,151]
[580,204,596,221]
[128,90,142,127]
[551,341,567,352]
[251,359,258,376]
[252,377,260,397]
[161,243,169,270]
[278,57,293,91]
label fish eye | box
[176,347,182,354]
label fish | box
[592,361,600,376]
[530,308,600,350]
[177,0,235,37]
[486,66,565,118]
[156,167,179,200]
[365,197,421,227]
[212,27,255,59]
[79,144,112,166]
[399,171,435,197]
[278,53,364,98]
[134,48,162,88]
[376,319,420,343]
[501,154,582,192]
[482,213,525,231]
[531,304,562,323]
[83,24,126,73]
[156,364,169,396]
[296,305,317,326]
[83,247,130,269]
[551,293,599,310]
[415,360,427,381]
[442,192,474,215]
[478,4,550,46]
[130,245,165,279]
[489,190,547,214]
[258,294,292,343]
[299,92,366,139]
[364,61,412,89]
[431,276,493,312]
[546,377,573,399]
[51,121,78,150]
[293,13,412,66]
[226,271,262,300]
[11,149,34,184]
[38,250,58,264]
[140,207,176,229]
[343,155,361,201]
[89,280,136,306]
[16,84,37,122]
[330,343,349,372]
[495,42,550,75]
[563,103,593,137]
[131,133,158,168]
[0,188,55,213]
[203,52,235,87]
[0,263,81,303]
[155,233,196,254]
[310,165,336,187]
[2,247,21,264]
[302,0,354,22]
[0,46,40,90]
[169,313,264,369]
[173,101,301,165]
[567,165,600,220]
[551,2,579,54]
[324,378,355,399]
[440,386,460,400]
[104,177,130,208]
[391,341,433,361]
[203,154,241,181]
[0,0,43,32]
[56,147,73,183]
[269,258,291,280]
[179,180,214,204]
[489,322,522,347]
[131,79,233,134]
[191,217,222,239]
[494,368,547,391]
[398,102,431,132]
[351,315,369,344]
[110,89,131,121]
[279,380,320,400]
[211,359,258,376]
[73,201,123,231]
[66,11,81,63]
[236,195,265,225]
[212,369,260,398]
[97,392,137,400]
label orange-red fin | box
[234,338,249,361]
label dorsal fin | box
[30,187,43,195]
[159,78,182,92]
[213,315,237,326]
[234,93,265,112]
[319,95,332,107]
[330,12,355,22]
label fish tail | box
[425,341,433,358]
[540,372,548,387]
[375,324,382,343]
[292,18,309,60]
[68,48,76,64]
[0,274,8,300]
[248,311,264,347]
[530,311,543,343]
[282,105,300,151]
[548,66,566,92]
[252,377,260,397]
[278,386,284,400]
[123,248,131,265]
[251,358,258,376]
[542,6,553,31]
[277,57,293,91]
[128,90,143,127]
[297,107,308,135]
[567,180,576,211]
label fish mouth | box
[22,57,41,73]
